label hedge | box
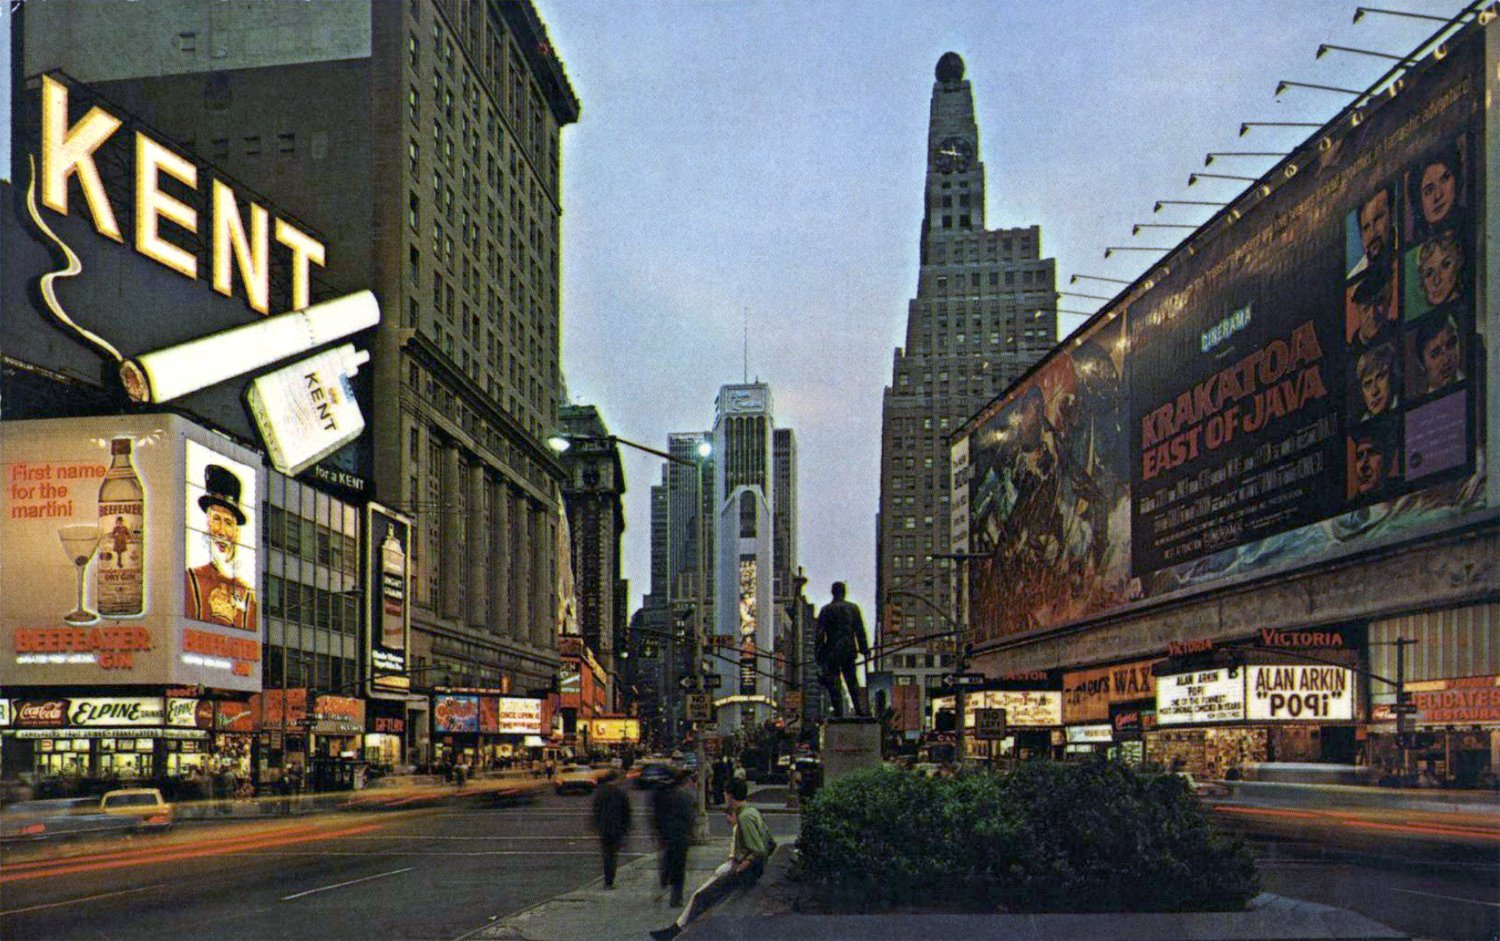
[796,759,1258,912]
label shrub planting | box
[796,759,1258,912]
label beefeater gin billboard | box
[1,414,263,693]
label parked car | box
[1,788,173,842]
[553,764,599,795]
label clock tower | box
[877,52,1057,715]
[923,51,985,249]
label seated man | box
[650,778,770,940]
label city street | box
[1209,795,1499,940]
[0,786,800,941]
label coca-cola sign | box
[16,699,68,727]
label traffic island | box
[685,894,1409,940]
[687,844,1408,940]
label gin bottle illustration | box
[97,437,145,617]
[380,530,407,650]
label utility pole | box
[931,552,984,763]
[1394,636,1417,783]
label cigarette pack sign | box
[1246,666,1353,721]
[247,345,369,477]
[1157,669,1245,725]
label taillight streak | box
[0,821,387,882]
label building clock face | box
[935,136,975,174]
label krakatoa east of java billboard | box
[2,414,263,692]
[959,28,1487,641]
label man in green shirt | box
[650,778,771,940]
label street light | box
[548,431,714,842]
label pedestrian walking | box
[649,778,771,940]
[710,756,728,806]
[651,769,694,906]
[591,768,632,888]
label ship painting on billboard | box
[967,314,1133,636]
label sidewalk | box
[461,836,735,941]
[459,785,789,941]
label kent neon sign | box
[38,75,326,314]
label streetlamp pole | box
[690,448,711,842]
[931,552,985,763]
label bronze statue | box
[815,582,870,717]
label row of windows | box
[264,645,356,693]
[927,234,1037,264]
[263,575,361,635]
[888,653,953,670]
[263,505,359,574]
[931,269,1049,293]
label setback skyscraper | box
[876,52,1057,728]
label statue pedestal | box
[820,717,881,783]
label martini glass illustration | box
[58,523,102,625]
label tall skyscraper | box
[555,404,626,708]
[22,1,579,719]
[712,383,776,731]
[877,52,1057,719]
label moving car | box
[553,764,599,795]
[99,788,174,831]
[1174,772,1231,801]
[1,788,173,842]
[634,761,679,790]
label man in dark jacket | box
[815,582,870,716]
[591,769,631,888]
[651,769,694,906]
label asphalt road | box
[1210,802,1500,940]
[6,781,1490,940]
[0,785,799,941]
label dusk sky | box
[537,0,1459,618]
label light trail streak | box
[1213,805,1500,842]
[0,822,388,882]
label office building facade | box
[22,1,580,758]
